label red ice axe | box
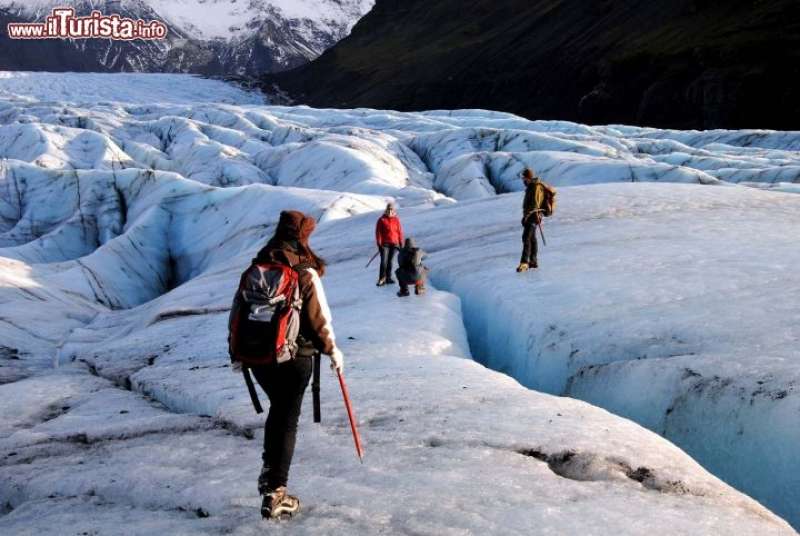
[337,370,364,462]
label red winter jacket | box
[375,215,404,246]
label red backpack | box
[228,263,302,366]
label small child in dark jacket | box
[395,237,428,297]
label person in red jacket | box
[374,202,404,286]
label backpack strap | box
[243,367,264,414]
[312,353,321,423]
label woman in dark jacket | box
[395,237,428,297]
[249,210,343,519]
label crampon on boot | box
[261,486,300,520]
[516,263,529,273]
[397,286,410,297]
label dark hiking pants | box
[396,267,426,289]
[252,356,312,491]
[379,245,397,282]
[521,221,538,264]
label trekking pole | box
[337,370,364,462]
[537,220,547,247]
[365,249,380,268]
[312,354,321,423]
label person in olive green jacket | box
[518,168,552,272]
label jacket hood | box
[253,241,302,267]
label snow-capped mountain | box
[0,0,373,74]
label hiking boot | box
[415,283,426,295]
[261,486,300,519]
[516,263,529,273]
[397,287,410,297]
[531,260,539,269]
[386,278,396,285]
[376,278,386,287]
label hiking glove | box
[329,347,344,374]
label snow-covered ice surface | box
[420,184,800,527]
[1,72,798,534]
[0,72,266,105]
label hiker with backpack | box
[374,202,404,286]
[228,210,344,520]
[518,168,556,272]
[395,237,428,297]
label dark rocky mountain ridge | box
[264,0,800,129]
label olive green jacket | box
[522,179,546,225]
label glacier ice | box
[1,72,799,534]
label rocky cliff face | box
[263,0,800,129]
